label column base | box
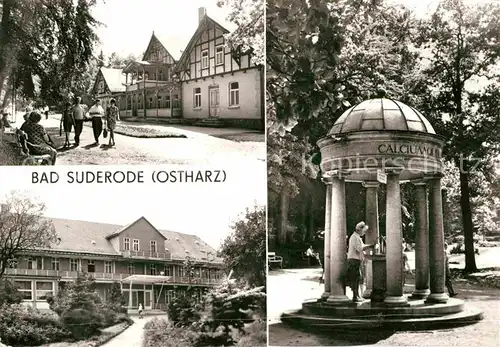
[362,288,372,299]
[321,292,330,300]
[411,288,430,300]
[425,292,449,304]
[383,295,409,306]
[326,294,351,305]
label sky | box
[0,164,266,250]
[91,0,235,57]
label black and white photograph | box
[267,0,500,346]
[0,0,264,166]
[0,166,266,346]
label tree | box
[216,0,264,65]
[0,191,58,279]
[0,278,23,305]
[219,205,266,287]
[415,0,500,272]
[107,281,126,309]
[97,50,105,68]
[106,52,140,69]
[0,0,101,106]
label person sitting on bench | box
[22,111,57,165]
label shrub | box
[167,289,203,327]
[60,308,102,340]
[236,320,267,347]
[0,304,71,346]
[143,318,199,347]
[0,279,23,305]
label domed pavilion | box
[281,98,483,330]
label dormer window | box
[150,240,157,253]
[124,238,130,251]
[132,239,140,251]
[201,50,209,69]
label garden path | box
[101,315,168,347]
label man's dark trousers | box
[92,117,103,142]
[74,119,84,145]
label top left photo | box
[0,0,264,166]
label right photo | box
[267,0,500,346]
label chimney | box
[198,7,207,24]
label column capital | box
[322,170,350,183]
[412,180,428,187]
[385,167,404,175]
[362,181,380,188]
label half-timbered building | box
[175,8,264,129]
[121,33,184,119]
[90,7,263,130]
[5,216,225,311]
[91,67,127,110]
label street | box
[10,114,265,165]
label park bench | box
[268,252,283,269]
[14,129,52,165]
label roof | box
[100,68,126,93]
[153,33,190,61]
[327,98,436,135]
[175,14,230,73]
[45,216,220,262]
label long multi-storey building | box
[92,7,264,130]
[5,216,225,310]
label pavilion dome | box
[327,98,436,135]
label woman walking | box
[105,98,120,146]
[60,102,74,147]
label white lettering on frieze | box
[377,143,441,157]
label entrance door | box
[137,291,144,308]
[145,291,152,309]
[209,88,220,117]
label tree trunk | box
[458,167,478,273]
[279,189,290,245]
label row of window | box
[15,280,54,301]
[201,45,225,69]
[126,94,180,110]
[193,82,239,109]
[123,238,160,253]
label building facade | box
[92,7,264,130]
[5,216,225,311]
[91,67,127,110]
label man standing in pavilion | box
[347,221,375,302]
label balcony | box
[121,250,172,260]
[125,80,176,92]
[4,268,127,281]
[5,268,223,286]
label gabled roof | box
[43,216,219,261]
[105,216,165,241]
[142,32,189,62]
[94,67,126,94]
[175,15,230,73]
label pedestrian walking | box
[138,303,143,319]
[88,99,105,145]
[105,98,120,146]
[60,102,74,147]
[72,97,85,146]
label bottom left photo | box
[0,167,266,347]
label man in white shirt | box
[347,221,374,302]
[88,99,105,145]
[72,97,85,146]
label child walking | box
[105,98,120,146]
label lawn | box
[82,122,186,139]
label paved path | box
[269,248,500,346]
[101,315,167,347]
[10,114,265,165]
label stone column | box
[327,174,351,304]
[383,171,408,305]
[321,182,332,300]
[362,182,379,299]
[411,182,430,299]
[425,176,449,303]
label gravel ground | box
[3,116,265,165]
[269,268,500,347]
